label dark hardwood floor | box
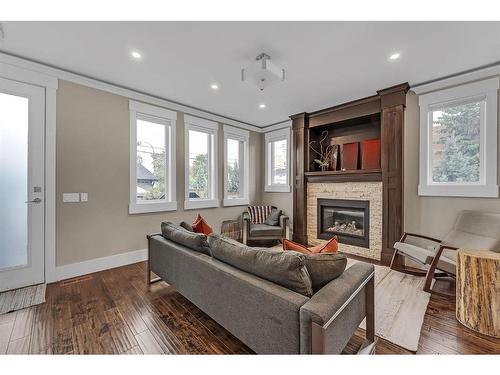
[1,261,499,354]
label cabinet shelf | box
[304,169,382,183]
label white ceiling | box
[1,21,500,127]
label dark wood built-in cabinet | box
[290,83,409,265]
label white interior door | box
[0,77,45,292]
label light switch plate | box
[80,193,88,202]
[63,193,80,203]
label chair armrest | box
[279,214,289,227]
[425,244,459,264]
[242,212,251,244]
[299,262,375,353]
[280,215,289,240]
[401,232,442,243]
[439,244,459,251]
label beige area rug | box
[347,259,432,352]
[0,284,46,315]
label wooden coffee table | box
[456,249,500,338]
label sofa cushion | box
[250,223,283,237]
[303,253,347,292]
[179,221,194,232]
[264,209,282,226]
[208,234,314,297]
[161,222,210,255]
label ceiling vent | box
[241,53,285,91]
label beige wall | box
[261,192,293,221]
[404,90,500,239]
[56,79,500,266]
[56,80,262,266]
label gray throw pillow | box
[294,252,347,292]
[179,221,194,232]
[264,209,282,226]
[161,221,210,255]
[208,234,313,297]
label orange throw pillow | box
[283,237,338,254]
[309,236,338,254]
[282,239,312,255]
[192,214,213,235]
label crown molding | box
[261,120,292,133]
[412,62,500,95]
[0,51,266,132]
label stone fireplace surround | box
[307,182,383,260]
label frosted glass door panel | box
[0,92,29,269]
[0,77,44,292]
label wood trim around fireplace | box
[290,83,409,264]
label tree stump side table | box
[456,249,500,338]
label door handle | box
[25,198,42,203]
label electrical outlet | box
[80,193,88,202]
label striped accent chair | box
[242,205,289,245]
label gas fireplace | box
[317,198,370,248]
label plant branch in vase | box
[309,130,336,171]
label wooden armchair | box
[242,205,289,245]
[390,210,500,296]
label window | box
[265,128,291,192]
[223,125,249,206]
[184,115,218,209]
[129,101,177,213]
[418,77,498,197]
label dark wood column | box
[378,83,409,264]
[290,112,309,244]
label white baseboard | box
[51,248,148,282]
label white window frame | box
[129,100,177,214]
[264,127,291,192]
[223,125,250,207]
[418,77,499,198]
[184,115,219,210]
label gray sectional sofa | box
[147,223,375,354]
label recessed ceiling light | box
[131,51,142,59]
[210,84,219,90]
[259,103,266,109]
[389,52,401,60]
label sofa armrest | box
[299,262,375,354]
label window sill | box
[184,199,219,210]
[418,184,499,198]
[223,197,250,207]
[265,185,291,193]
[129,201,177,214]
